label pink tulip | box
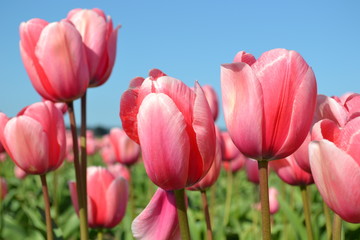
[120,69,216,190]
[0,139,4,153]
[0,153,7,163]
[233,50,256,65]
[313,93,360,127]
[109,128,140,166]
[270,152,313,186]
[67,8,120,87]
[83,130,97,156]
[201,85,219,121]
[14,165,28,179]
[223,153,247,173]
[107,163,131,182]
[132,188,180,240]
[65,130,74,162]
[69,166,128,228]
[309,116,360,223]
[270,132,313,184]
[0,177,7,200]
[0,101,66,174]
[19,19,89,102]
[245,158,260,184]
[187,126,222,191]
[221,131,240,161]
[221,49,317,160]
[100,135,117,165]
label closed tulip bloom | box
[221,131,241,161]
[14,165,28,179]
[100,135,117,165]
[245,158,260,184]
[19,19,89,102]
[107,163,131,182]
[67,8,120,87]
[120,69,216,190]
[0,101,66,174]
[109,128,140,166]
[270,152,313,186]
[309,116,360,223]
[223,153,247,173]
[132,188,180,240]
[221,48,317,160]
[201,85,219,121]
[69,166,128,228]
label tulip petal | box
[189,82,216,185]
[309,140,360,223]
[68,9,107,78]
[132,188,180,240]
[314,95,348,126]
[233,51,256,66]
[105,177,128,228]
[253,49,316,159]
[68,181,79,214]
[137,93,190,190]
[36,21,89,101]
[221,62,263,159]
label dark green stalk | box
[80,92,88,226]
[223,169,233,226]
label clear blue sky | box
[1,1,360,129]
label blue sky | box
[1,1,359,129]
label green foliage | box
[0,154,359,239]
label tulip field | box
[1,5,360,240]
[0,150,359,240]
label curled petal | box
[132,188,180,240]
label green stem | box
[200,190,212,240]
[67,101,89,240]
[209,184,216,227]
[323,200,332,240]
[223,169,233,226]
[258,160,271,240]
[40,174,54,240]
[300,185,313,240]
[128,166,135,221]
[80,92,88,226]
[332,213,342,240]
[174,189,191,240]
[97,229,103,240]
[53,170,59,224]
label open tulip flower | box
[309,115,360,223]
[221,48,317,160]
[69,166,129,228]
[19,18,89,102]
[0,101,66,174]
[67,8,120,87]
[314,93,360,127]
[120,69,216,190]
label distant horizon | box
[1,1,360,130]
